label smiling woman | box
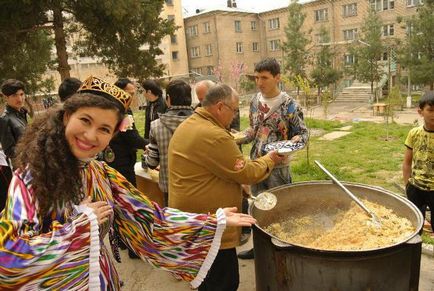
[0,76,256,290]
[63,107,119,160]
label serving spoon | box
[315,160,381,228]
[243,189,277,211]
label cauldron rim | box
[249,181,424,253]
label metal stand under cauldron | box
[250,182,423,291]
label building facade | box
[184,0,421,92]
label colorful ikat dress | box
[0,160,225,290]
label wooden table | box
[134,162,164,206]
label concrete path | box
[115,235,434,290]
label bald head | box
[195,80,215,103]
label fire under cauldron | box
[250,181,423,291]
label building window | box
[268,18,280,30]
[206,66,214,75]
[236,42,243,53]
[370,0,394,11]
[314,9,328,22]
[191,68,202,75]
[251,21,257,30]
[204,22,210,33]
[165,0,173,5]
[343,3,357,17]
[190,47,200,58]
[344,54,355,65]
[252,42,259,52]
[315,33,328,44]
[170,34,177,44]
[407,0,423,6]
[235,20,242,32]
[187,25,198,37]
[172,51,178,60]
[205,44,212,56]
[406,23,414,35]
[343,28,358,40]
[383,24,394,36]
[270,39,281,51]
[167,15,175,22]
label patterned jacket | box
[0,160,226,290]
[245,91,308,167]
[146,106,194,192]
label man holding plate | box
[237,58,308,260]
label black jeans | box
[0,165,12,212]
[199,248,239,291]
[406,183,434,232]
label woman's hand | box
[81,197,113,225]
[223,207,256,227]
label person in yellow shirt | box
[402,91,434,234]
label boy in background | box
[402,91,434,234]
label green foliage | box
[348,9,384,96]
[0,0,175,83]
[282,0,311,83]
[310,27,341,92]
[72,0,176,79]
[407,0,434,89]
[239,76,256,93]
[0,0,54,94]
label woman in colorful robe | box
[0,76,255,290]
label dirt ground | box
[115,102,432,290]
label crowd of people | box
[0,56,432,290]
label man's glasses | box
[222,102,238,114]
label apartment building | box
[185,8,261,86]
[184,0,420,90]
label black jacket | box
[0,105,28,159]
[144,96,167,139]
[107,109,147,173]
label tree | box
[282,0,311,86]
[310,27,341,98]
[403,0,434,89]
[348,8,384,102]
[229,62,247,92]
[0,0,176,81]
[0,2,54,94]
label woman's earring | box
[104,146,115,163]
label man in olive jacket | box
[168,84,284,291]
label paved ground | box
[115,235,433,291]
[116,102,433,290]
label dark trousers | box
[199,248,239,291]
[406,183,434,232]
[0,166,13,211]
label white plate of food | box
[263,140,306,156]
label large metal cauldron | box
[250,181,423,291]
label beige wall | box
[160,0,189,77]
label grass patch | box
[134,110,430,244]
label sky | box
[182,0,294,16]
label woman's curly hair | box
[14,93,124,215]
